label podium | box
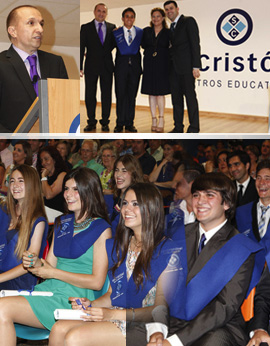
[14,79,80,133]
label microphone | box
[32,75,38,84]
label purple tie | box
[98,22,104,44]
[27,55,40,96]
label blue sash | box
[183,233,264,321]
[0,212,48,272]
[113,26,142,55]
[106,238,184,309]
[54,214,110,259]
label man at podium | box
[0,5,68,133]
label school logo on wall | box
[216,9,253,46]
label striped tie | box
[258,205,269,238]
[198,233,206,255]
[127,29,132,44]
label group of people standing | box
[81,1,201,134]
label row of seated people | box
[0,161,269,345]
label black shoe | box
[101,125,109,132]
[169,128,183,133]
[125,125,137,133]
[84,124,96,132]
[114,126,123,133]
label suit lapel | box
[187,222,233,283]
[7,45,36,99]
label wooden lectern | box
[14,79,80,133]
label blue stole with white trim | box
[54,214,110,259]
[113,26,143,56]
[182,233,264,321]
[106,238,185,309]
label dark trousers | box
[84,71,113,126]
[170,69,199,133]
[114,66,141,127]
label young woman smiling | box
[0,164,48,290]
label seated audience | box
[56,140,73,170]
[217,150,232,178]
[245,144,260,179]
[49,183,181,346]
[0,167,111,341]
[98,143,118,194]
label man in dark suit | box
[132,173,259,346]
[247,266,270,346]
[236,159,270,244]
[0,5,68,133]
[163,1,201,133]
[80,3,116,132]
[228,150,259,208]
[113,8,143,133]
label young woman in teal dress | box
[48,183,182,346]
[0,167,111,345]
[0,164,48,290]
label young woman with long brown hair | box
[0,164,48,290]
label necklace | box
[73,217,93,233]
[132,236,142,250]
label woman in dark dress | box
[141,8,170,133]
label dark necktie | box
[170,22,176,32]
[198,233,206,255]
[237,184,243,205]
[27,55,39,96]
[98,22,104,44]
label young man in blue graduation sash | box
[236,159,270,256]
[113,8,143,133]
[144,173,263,346]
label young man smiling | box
[113,8,143,133]
[136,173,263,346]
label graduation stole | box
[106,238,184,309]
[113,26,143,55]
[54,214,109,259]
[182,233,264,321]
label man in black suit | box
[128,173,258,346]
[0,5,68,133]
[80,3,116,132]
[228,150,258,208]
[236,159,270,244]
[247,266,270,346]
[113,8,143,133]
[163,0,201,133]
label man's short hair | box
[256,159,270,175]
[183,169,202,184]
[94,3,107,11]
[191,172,237,221]
[122,7,136,18]
[82,139,98,152]
[227,150,251,166]
[6,5,38,41]
[163,1,178,8]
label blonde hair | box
[6,165,47,259]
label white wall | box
[80,0,270,117]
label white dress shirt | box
[12,44,41,78]
[123,26,136,45]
